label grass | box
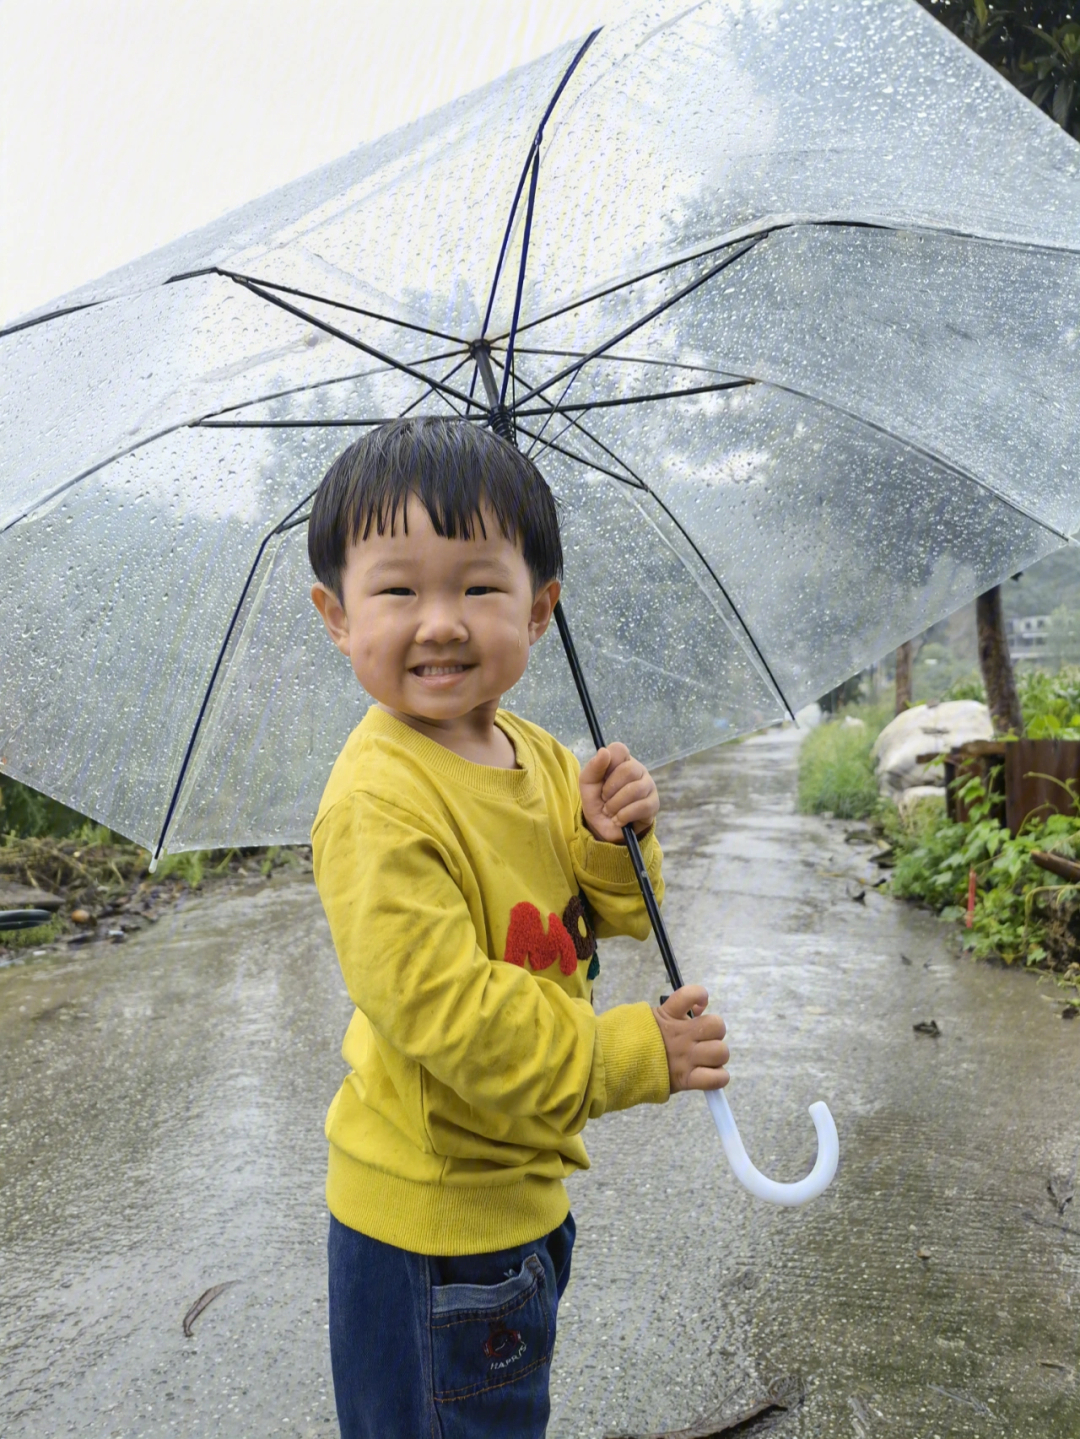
[0,914,66,949]
[0,827,309,959]
[797,704,891,820]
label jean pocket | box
[429,1253,553,1402]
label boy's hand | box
[653,987,729,1093]
[579,742,659,843]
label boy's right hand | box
[653,986,729,1093]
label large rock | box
[873,701,993,799]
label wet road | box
[2,728,1079,1437]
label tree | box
[895,640,915,714]
[917,1,1080,731]
[920,2,1080,134]
[976,587,1025,731]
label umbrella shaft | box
[552,602,685,995]
[474,346,684,993]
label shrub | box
[891,775,1080,968]
[797,716,881,819]
[1018,666,1080,738]
[0,774,89,840]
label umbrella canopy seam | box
[516,392,796,720]
[479,29,601,340]
[229,276,477,411]
[149,494,316,865]
[492,215,1080,347]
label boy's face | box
[311,500,559,727]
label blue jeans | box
[328,1212,576,1438]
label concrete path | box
[2,729,1079,1437]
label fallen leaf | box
[182,1281,237,1338]
[1048,1175,1075,1215]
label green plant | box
[891,774,1080,966]
[942,673,987,703]
[798,717,882,819]
[0,774,89,840]
[920,2,1080,139]
[152,850,208,887]
[1018,666,1080,737]
[0,913,65,949]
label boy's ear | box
[528,579,561,646]
[311,583,351,656]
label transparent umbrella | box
[4,0,1080,1201]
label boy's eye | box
[381,587,414,597]
[465,586,497,596]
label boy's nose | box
[414,604,468,645]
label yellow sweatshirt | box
[311,704,670,1255]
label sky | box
[0,0,626,325]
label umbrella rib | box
[196,350,478,427]
[2,353,475,531]
[500,147,541,412]
[0,420,203,536]
[228,275,477,409]
[513,348,742,375]
[510,238,764,408]
[398,352,476,419]
[519,387,797,719]
[210,270,468,345]
[197,417,479,428]
[514,424,646,488]
[192,349,469,427]
[499,236,755,343]
[491,213,1080,347]
[152,346,477,858]
[513,378,755,417]
[149,493,317,866]
[201,348,478,426]
[479,28,601,340]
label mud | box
[1,728,1078,1437]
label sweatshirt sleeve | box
[569,824,665,941]
[313,790,669,1142]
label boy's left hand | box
[580,743,659,844]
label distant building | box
[1007,614,1050,663]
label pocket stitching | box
[430,1254,544,1322]
[434,1350,553,1402]
[430,1276,540,1330]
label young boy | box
[308,417,729,1438]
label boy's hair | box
[307,418,563,599]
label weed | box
[797,707,889,820]
[1019,667,1080,738]
[0,914,65,949]
[890,775,1080,993]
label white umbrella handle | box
[705,1088,839,1207]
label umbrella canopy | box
[2,0,1079,856]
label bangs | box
[308,418,563,598]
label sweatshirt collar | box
[361,705,537,800]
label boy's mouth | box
[411,664,469,677]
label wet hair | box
[307,418,563,599]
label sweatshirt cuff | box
[595,1002,670,1113]
[573,826,661,890]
